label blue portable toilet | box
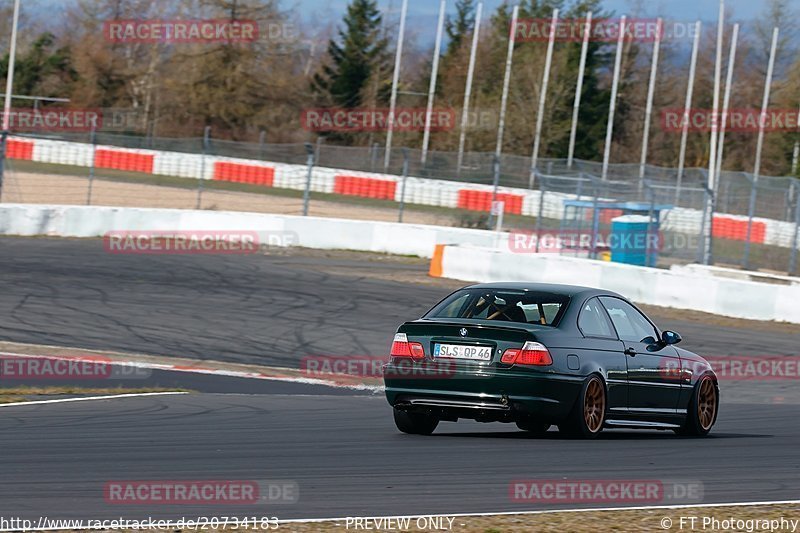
[610,214,658,267]
[560,200,671,264]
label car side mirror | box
[661,330,682,345]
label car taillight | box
[390,333,425,360]
[501,341,552,366]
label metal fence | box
[2,131,799,274]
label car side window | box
[435,293,472,318]
[598,297,658,343]
[578,297,616,338]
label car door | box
[598,297,682,415]
[575,297,628,414]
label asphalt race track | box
[0,237,430,367]
[0,237,797,364]
[1,392,799,520]
[1,236,799,521]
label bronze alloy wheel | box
[584,377,606,433]
[697,377,718,431]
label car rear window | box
[424,289,568,326]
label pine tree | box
[526,0,615,161]
[0,33,76,99]
[552,0,612,161]
[445,0,476,56]
[313,0,388,108]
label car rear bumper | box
[383,362,582,422]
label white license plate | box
[433,344,493,362]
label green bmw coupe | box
[384,283,719,439]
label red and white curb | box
[0,351,384,393]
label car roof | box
[461,282,622,300]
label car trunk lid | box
[398,319,538,367]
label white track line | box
[276,499,800,524]
[0,391,188,407]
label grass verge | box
[35,503,800,532]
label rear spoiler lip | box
[400,318,551,334]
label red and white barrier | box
[153,152,205,179]
[32,139,94,167]
[94,147,156,173]
[4,135,798,250]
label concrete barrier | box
[671,264,800,286]
[0,204,510,259]
[432,244,800,324]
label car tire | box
[393,408,439,435]
[558,375,606,439]
[516,419,550,436]
[675,375,718,437]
